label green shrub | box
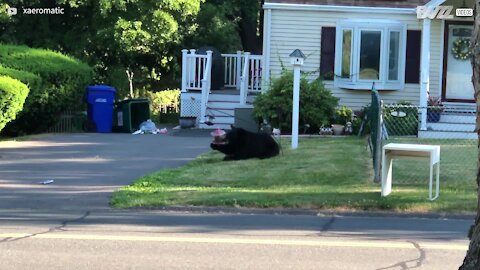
[253,70,338,132]
[383,102,418,136]
[353,104,371,136]
[0,44,93,135]
[145,89,180,124]
[0,76,29,132]
[145,89,180,113]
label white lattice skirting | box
[180,92,201,124]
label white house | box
[180,0,475,138]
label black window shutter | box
[320,27,336,80]
[405,30,421,84]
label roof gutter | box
[263,3,417,14]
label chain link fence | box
[378,103,477,188]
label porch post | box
[236,51,242,90]
[206,50,213,92]
[189,49,196,89]
[239,52,250,105]
[420,18,431,131]
[181,49,188,93]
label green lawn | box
[111,137,477,213]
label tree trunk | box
[236,0,264,54]
[459,1,480,269]
[237,9,262,54]
[126,69,134,99]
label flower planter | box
[427,111,441,122]
[331,124,345,135]
[179,116,196,128]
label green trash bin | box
[113,99,150,133]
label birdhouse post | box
[289,49,305,149]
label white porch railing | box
[221,52,263,93]
[181,49,213,122]
[181,49,263,115]
[221,51,243,90]
[182,49,212,92]
[248,55,262,92]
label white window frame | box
[334,19,407,90]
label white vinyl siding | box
[267,8,443,110]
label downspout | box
[262,7,272,92]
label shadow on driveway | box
[0,131,212,211]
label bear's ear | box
[230,124,236,129]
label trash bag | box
[132,119,168,135]
[139,119,157,133]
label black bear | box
[210,126,280,160]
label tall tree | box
[459,1,480,269]
[186,0,264,53]
[0,0,201,96]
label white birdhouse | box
[289,49,305,66]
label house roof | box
[265,0,431,8]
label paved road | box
[0,132,473,269]
[0,210,472,269]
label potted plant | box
[179,116,197,128]
[331,106,353,135]
[319,120,333,135]
[427,96,443,122]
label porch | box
[180,49,264,129]
[417,0,476,139]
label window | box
[334,20,406,90]
[341,29,352,79]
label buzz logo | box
[417,5,454,19]
[417,5,474,19]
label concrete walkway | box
[0,130,212,211]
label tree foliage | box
[0,0,202,97]
[0,0,263,98]
[185,0,263,53]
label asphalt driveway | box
[0,130,212,211]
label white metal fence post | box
[420,18,431,131]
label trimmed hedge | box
[0,65,42,92]
[0,44,93,135]
[146,89,180,113]
[0,76,29,132]
[145,89,180,124]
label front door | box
[443,22,474,102]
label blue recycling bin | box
[86,85,116,133]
